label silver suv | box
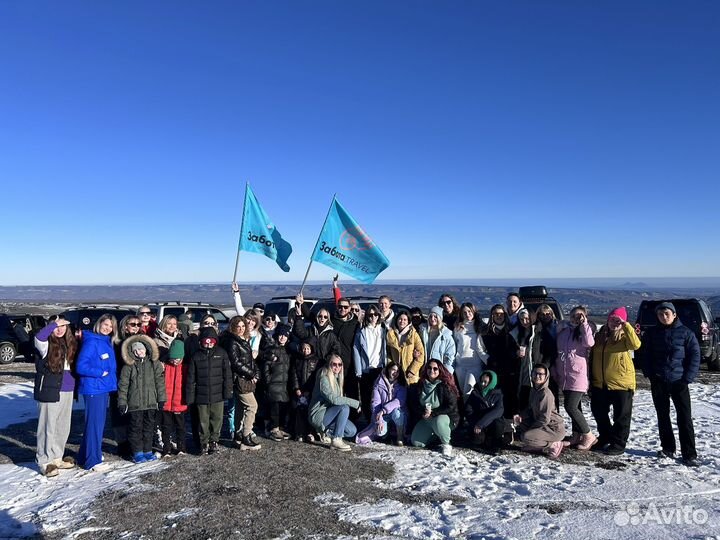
[146,302,230,333]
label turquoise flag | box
[311,197,389,283]
[239,184,292,272]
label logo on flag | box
[238,184,292,272]
[311,198,389,283]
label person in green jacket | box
[117,334,167,464]
[309,354,360,452]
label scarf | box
[419,379,441,409]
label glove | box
[118,404,128,415]
[157,401,166,410]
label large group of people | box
[32,283,703,477]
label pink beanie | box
[608,307,627,322]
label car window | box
[163,307,186,317]
[265,302,290,318]
[209,309,228,322]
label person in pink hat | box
[589,307,641,455]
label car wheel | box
[0,342,17,365]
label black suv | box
[0,314,19,364]
[60,306,136,332]
[634,299,720,371]
[518,285,564,321]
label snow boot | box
[133,452,147,464]
[577,432,598,451]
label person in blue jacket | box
[75,314,119,471]
[641,302,701,467]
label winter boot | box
[144,451,158,462]
[241,434,262,451]
[331,438,351,452]
[208,441,220,454]
[53,457,75,470]
[396,426,405,447]
[133,452,147,464]
[42,463,59,477]
[577,432,598,451]
[269,428,284,442]
[200,444,209,456]
[544,441,564,459]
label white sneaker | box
[331,438,351,452]
[441,444,453,457]
[91,462,111,473]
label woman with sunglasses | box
[420,307,457,374]
[309,354,360,451]
[409,359,460,456]
[136,306,157,337]
[386,310,425,385]
[293,299,342,365]
[438,294,461,330]
[110,315,144,458]
[513,364,565,459]
[553,306,597,450]
[353,306,387,424]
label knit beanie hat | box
[199,326,218,346]
[131,341,146,355]
[429,306,444,320]
[608,307,627,323]
[274,324,291,339]
[655,302,676,314]
[169,339,185,360]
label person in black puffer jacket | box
[291,337,323,441]
[219,316,262,450]
[186,327,232,454]
[640,302,701,466]
[263,325,297,442]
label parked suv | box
[146,302,230,333]
[60,305,136,332]
[518,285,565,321]
[264,296,318,325]
[0,314,20,364]
[634,298,720,371]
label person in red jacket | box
[161,339,188,455]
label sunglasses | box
[127,322,141,327]
[442,300,453,305]
[352,308,361,313]
[427,366,439,372]
[338,305,350,310]
[330,362,343,367]
[367,313,379,318]
[317,315,329,320]
[139,312,151,316]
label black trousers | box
[128,409,157,454]
[590,387,633,449]
[267,401,288,430]
[160,411,187,452]
[468,416,505,450]
[358,369,382,424]
[650,379,697,460]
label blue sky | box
[2,1,719,286]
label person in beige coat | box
[386,310,425,385]
[513,363,566,459]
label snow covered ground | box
[1,381,719,539]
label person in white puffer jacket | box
[452,302,489,395]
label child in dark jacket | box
[292,338,322,442]
[186,327,232,455]
[464,370,505,453]
[263,325,295,442]
[117,334,167,463]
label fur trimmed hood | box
[121,334,160,366]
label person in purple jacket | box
[75,314,119,472]
[552,306,596,450]
[34,316,78,477]
[355,362,408,446]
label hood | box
[121,334,160,366]
[479,370,498,396]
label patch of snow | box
[0,382,84,430]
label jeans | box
[357,407,407,441]
[322,405,357,438]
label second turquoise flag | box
[311,197,389,283]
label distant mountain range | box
[2,283,720,320]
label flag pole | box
[300,195,337,295]
[232,182,250,284]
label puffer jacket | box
[186,345,232,405]
[117,335,167,412]
[293,352,322,395]
[591,322,641,391]
[353,324,387,376]
[386,326,425,384]
[309,371,360,432]
[552,322,595,393]
[519,377,565,437]
[76,331,118,395]
[370,372,407,418]
[293,320,343,364]
[220,332,258,394]
[641,319,701,384]
[262,344,294,403]
[419,325,457,373]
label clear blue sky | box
[2,1,719,286]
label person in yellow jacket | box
[590,307,641,456]
[386,310,425,385]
